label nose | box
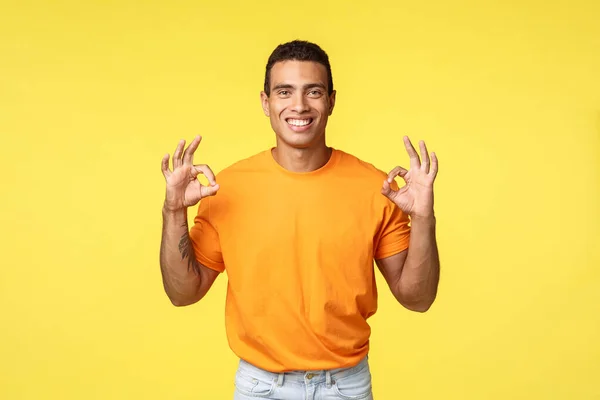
[291,93,310,113]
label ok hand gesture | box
[161,135,219,212]
[381,136,438,219]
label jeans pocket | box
[332,367,373,400]
[234,369,276,398]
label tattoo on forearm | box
[178,223,202,276]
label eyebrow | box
[272,83,327,91]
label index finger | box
[403,136,421,169]
[387,166,408,182]
[161,153,171,179]
[193,164,217,186]
[182,135,202,165]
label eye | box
[308,90,323,97]
[278,90,290,96]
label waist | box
[237,355,370,385]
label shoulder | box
[334,149,399,216]
[204,150,269,214]
[335,149,389,182]
[214,149,270,182]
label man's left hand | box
[381,136,438,219]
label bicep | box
[375,249,408,289]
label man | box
[159,40,440,399]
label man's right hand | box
[161,135,219,212]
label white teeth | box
[287,119,311,126]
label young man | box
[159,40,440,400]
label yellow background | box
[1,0,599,399]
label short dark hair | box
[264,40,334,96]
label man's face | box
[261,60,336,149]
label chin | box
[277,130,323,149]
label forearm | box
[159,205,203,306]
[397,215,440,311]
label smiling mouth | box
[286,118,313,127]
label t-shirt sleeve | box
[189,196,225,273]
[374,181,411,260]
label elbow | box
[396,289,437,313]
[394,281,438,313]
[169,298,193,307]
[162,281,202,307]
[166,293,199,307]
[402,300,434,313]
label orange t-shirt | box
[190,148,410,372]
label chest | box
[217,183,382,261]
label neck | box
[272,140,332,173]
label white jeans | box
[233,356,373,400]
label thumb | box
[201,183,220,198]
[381,179,396,200]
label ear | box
[328,90,336,116]
[260,91,270,117]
